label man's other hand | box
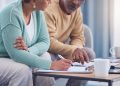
[72,48,89,64]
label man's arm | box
[70,9,85,48]
[45,12,77,59]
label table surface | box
[33,63,120,83]
[33,71,120,83]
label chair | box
[84,24,94,49]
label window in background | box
[83,0,113,57]
[113,0,120,46]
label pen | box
[58,55,86,67]
[58,55,65,59]
[71,64,86,67]
[58,55,73,66]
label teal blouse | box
[0,0,51,69]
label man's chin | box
[66,10,75,15]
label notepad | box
[37,67,92,73]
[109,69,120,74]
[68,66,86,72]
[72,62,94,67]
[110,59,120,63]
[37,62,93,74]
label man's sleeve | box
[70,9,85,48]
[45,12,77,59]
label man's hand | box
[50,59,72,71]
[14,37,28,51]
[72,48,89,64]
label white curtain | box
[83,0,114,57]
[113,0,120,47]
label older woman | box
[0,0,72,86]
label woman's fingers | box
[14,37,28,50]
[50,59,72,71]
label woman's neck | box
[22,2,33,25]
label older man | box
[45,0,95,67]
[45,0,95,86]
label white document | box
[72,62,94,67]
[110,59,120,63]
[37,62,93,73]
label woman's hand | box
[14,37,28,51]
[50,59,72,71]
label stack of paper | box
[72,62,94,67]
[37,62,93,73]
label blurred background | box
[82,0,120,58]
[0,0,120,58]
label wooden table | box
[33,62,120,86]
[33,71,120,86]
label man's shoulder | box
[45,0,59,14]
